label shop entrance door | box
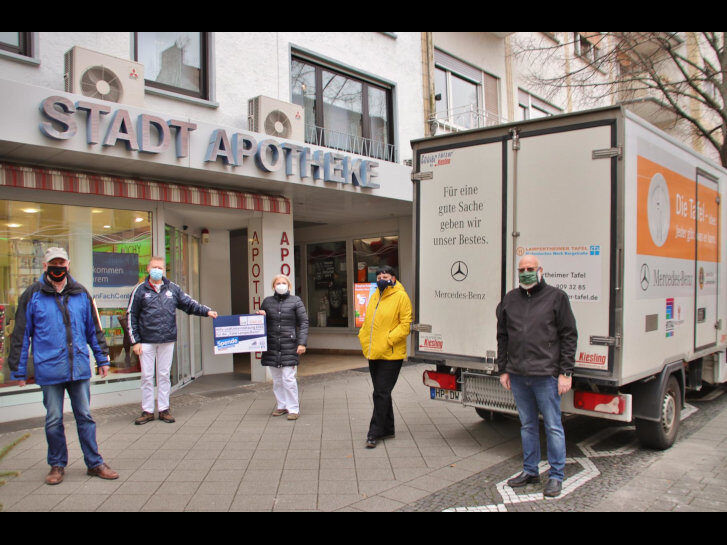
[165,225,202,389]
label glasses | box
[517,267,538,273]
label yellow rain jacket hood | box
[358,281,413,360]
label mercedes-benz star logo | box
[451,260,468,282]
[640,263,650,291]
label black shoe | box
[506,472,540,488]
[365,436,377,448]
[543,478,562,497]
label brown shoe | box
[287,413,299,420]
[271,408,288,417]
[158,409,176,423]
[134,411,154,425]
[87,463,119,480]
[45,466,65,485]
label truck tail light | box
[574,391,626,415]
[422,370,458,391]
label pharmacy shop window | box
[307,240,347,328]
[0,200,152,389]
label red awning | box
[0,163,290,214]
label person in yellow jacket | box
[358,266,412,448]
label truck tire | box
[635,375,681,450]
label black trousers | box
[368,359,403,439]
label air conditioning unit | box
[248,96,304,142]
[64,46,145,107]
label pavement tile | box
[185,493,235,512]
[273,494,318,511]
[97,494,151,512]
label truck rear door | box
[414,139,504,366]
[511,122,616,376]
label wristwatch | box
[562,371,573,378]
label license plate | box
[431,387,461,402]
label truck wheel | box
[635,375,681,450]
[475,408,504,421]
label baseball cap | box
[44,247,69,263]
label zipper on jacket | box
[367,293,384,359]
[53,292,74,380]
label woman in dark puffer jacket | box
[258,274,309,420]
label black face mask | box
[47,265,68,282]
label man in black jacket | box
[127,256,217,425]
[496,254,577,498]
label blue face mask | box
[149,268,164,281]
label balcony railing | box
[304,124,398,163]
[429,105,503,135]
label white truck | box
[410,106,727,450]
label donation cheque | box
[213,314,267,354]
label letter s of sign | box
[39,96,77,140]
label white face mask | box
[274,283,289,295]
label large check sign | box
[213,314,267,355]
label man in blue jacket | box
[9,247,119,485]
[127,256,217,425]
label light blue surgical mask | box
[149,268,164,281]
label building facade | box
[0,32,424,421]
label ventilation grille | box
[461,371,518,414]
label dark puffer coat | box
[260,292,309,367]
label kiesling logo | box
[422,338,443,350]
[577,352,607,365]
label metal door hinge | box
[411,171,433,182]
[590,335,621,347]
[592,146,623,160]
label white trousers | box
[269,366,299,414]
[139,342,176,413]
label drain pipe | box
[510,127,520,286]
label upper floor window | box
[291,56,395,162]
[433,48,500,130]
[518,89,561,121]
[134,32,209,99]
[573,32,603,64]
[0,32,31,57]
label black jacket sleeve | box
[295,297,309,347]
[556,292,578,374]
[495,300,508,374]
[7,284,36,373]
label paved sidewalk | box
[589,394,727,512]
[0,363,524,512]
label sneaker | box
[271,408,288,417]
[543,478,562,498]
[45,466,65,485]
[506,472,541,488]
[365,436,377,449]
[87,463,119,480]
[158,409,176,423]
[134,411,154,425]
[287,413,299,420]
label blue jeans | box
[509,374,566,481]
[41,379,104,469]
